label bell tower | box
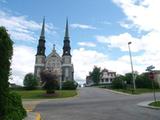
[34,17,46,80]
[62,18,74,81]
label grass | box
[111,88,160,94]
[149,101,160,107]
[98,85,160,94]
[12,89,77,99]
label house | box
[100,69,116,84]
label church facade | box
[34,18,74,82]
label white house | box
[100,69,116,84]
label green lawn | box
[149,101,160,107]
[107,88,160,94]
[12,90,77,99]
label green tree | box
[62,80,78,90]
[124,73,132,85]
[90,66,101,85]
[136,73,159,89]
[112,75,126,89]
[0,26,13,118]
[40,71,58,94]
[0,26,26,119]
[23,73,38,90]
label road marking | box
[36,112,41,120]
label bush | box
[136,74,159,89]
[23,73,38,90]
[40,71,59,94]
[62,80,78,90]
[112,75,126,89]
[3,92,26,120]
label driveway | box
[35,87,160,120]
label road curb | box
[36,112,41,120]
[103,88,132,96]
[137,101,160,110]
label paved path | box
[35,87,160,120]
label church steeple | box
[36,17,46,56]
[63,18,71,56]
[40,17,45,38]
[65,18,69,38]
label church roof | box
[45,45,61,62]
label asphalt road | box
[35,87,160,120]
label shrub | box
[3,92,26,120]
[40,71,59,94]
[112,75,126,89]
[136,74,159,89]
[62,80,78,90]
[23,73,38,90]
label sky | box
[0,0,160,85]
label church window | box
[65,68,69,77]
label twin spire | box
[40,17,45,38]
[37,17,71,56]
[40,17,69,39]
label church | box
[34,18,74,83]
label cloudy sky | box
[0,0,160,85]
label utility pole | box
[128,42,136,93]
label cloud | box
[0,0,7,3]
[96,30,160,71]
[0,10,56,42]
[113,0,160,32]
[96,33,143,52]
[10,45,36,85]
[78,42,96,47]
[72,48,143,83]
[101,21,111,25]
[70,23,96,30]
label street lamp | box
[128,42,136,92]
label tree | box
[40,70,58,94]
[23,73,38,90]
[136,73,159,89]
[62,80,78,90]
[0,27,26,119]
[90,66,101,85]
[0,26,13,118]
[124,73,132,85]
[112,75,126,89]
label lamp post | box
[128,42,136,92]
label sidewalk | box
[23,112,39,120]
[137,101,160,109]
[22,100,45,120]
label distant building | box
[100,69,116,84]
[85,68,116,86]
[86,76,94,86]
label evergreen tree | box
[90,66,101,85]
[0,27,13,118]
[0,26,26,120]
